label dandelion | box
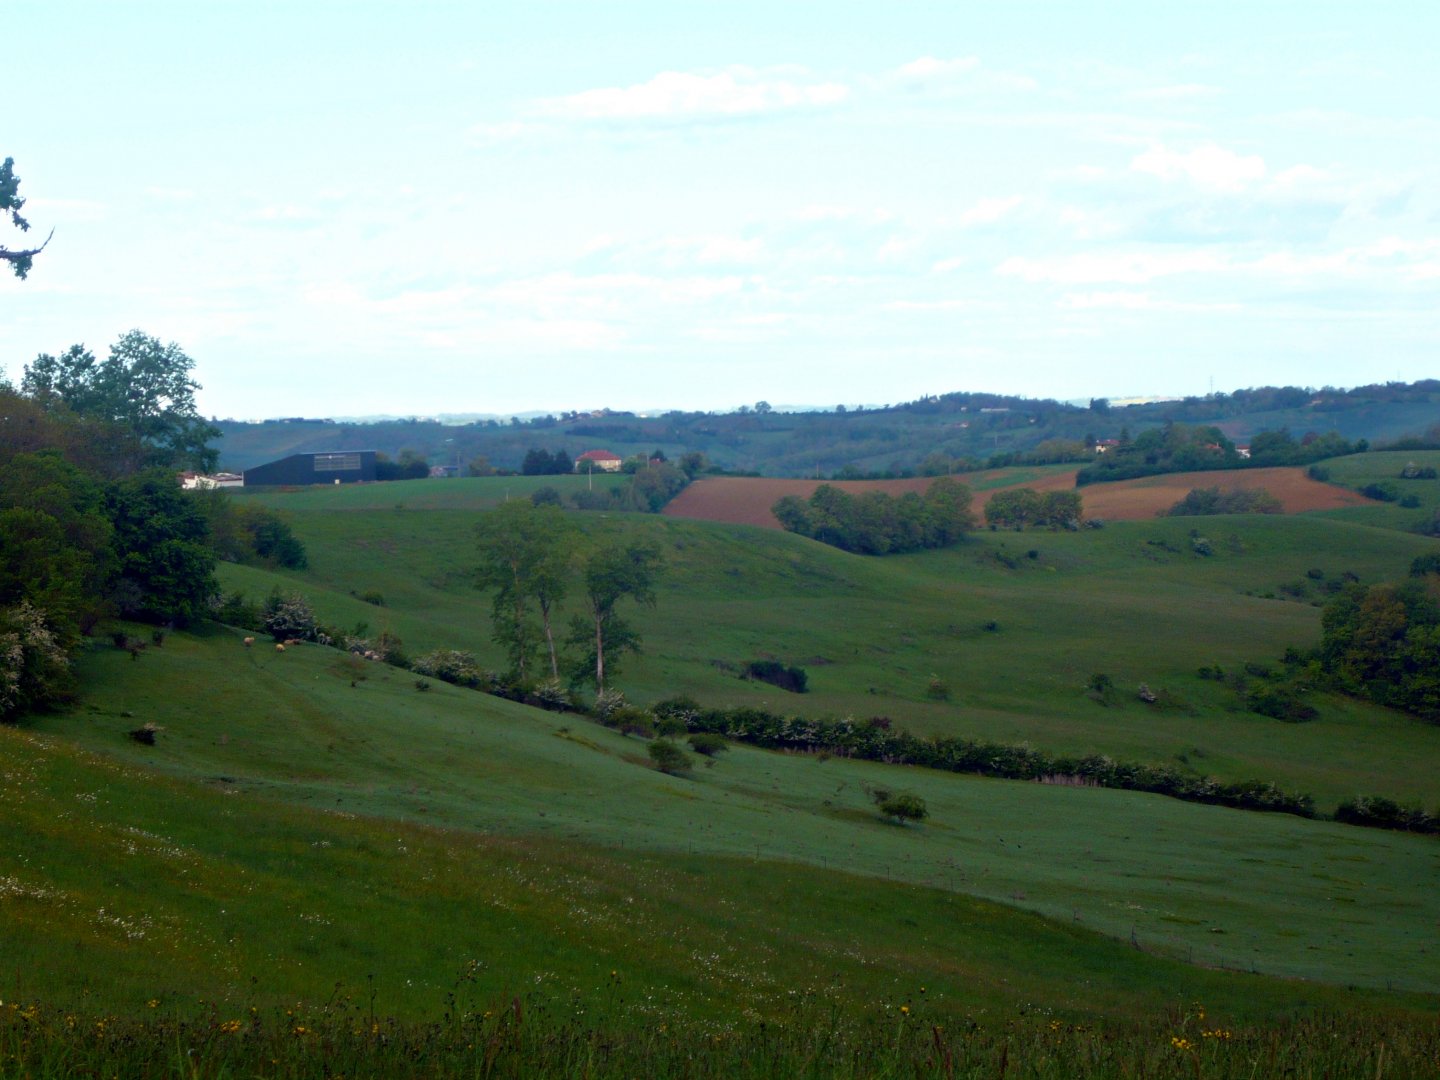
[900,1006,910,1015]
[147,999,159,1009]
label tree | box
[567,541,661,692]
[475,501,576,683]
[647,738,693,775]
[107,469,218,626]
[521,448,553,476]
[1,158,51,279]
[866,785,928,825]
[23,331,219,471]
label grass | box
[213,492,1440,810]
[33,627,1440,996]
[1311,449,1440,532]
[12,478,1440,1072]
[231,473,629,512]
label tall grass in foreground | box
[3,995,1437,1079]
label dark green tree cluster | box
[1246,427,1360,467]
[983,488,1083,529]
[1166,486,1282,516]
[0,330,226,721]
[1317,574,1440,720]
[375,450,429,481]
[22,332,219,473]
[1076,423,1238,485]
[569,461,689,513]
[772,477,975,554]
[522,448,573,475]
[476,503,662,692]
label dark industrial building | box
[242,451,377,486]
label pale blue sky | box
[4,1,1437,418]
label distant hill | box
[212,380,1440,477]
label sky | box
[3,1,1438,419]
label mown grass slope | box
[215,481,1440,811]
[27,626,1440,1001]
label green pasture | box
[214,496,1440,811]
[29,627,1440,1002]
[1311,449,1440,532]
[232,473,629,512]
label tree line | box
[474,501,661,693]
[772,478,975,554]
[1,332,304,721]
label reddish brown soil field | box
[662,468,1371,530]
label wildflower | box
[1171,1036,1193,1051]
[220,1020,242,1035]
[901,1006,910,1015]
[147,999,159,1009]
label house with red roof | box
[574,449,623,473]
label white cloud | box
[892,55,1035,93]
[1133,83,1220,101]
[468,120,547,143]
[896,56,980,80]
[998,250,1227,284]
[1131,143,1267,191]
[956,195,1023,226]
[533,68,849,121]
[1058,291,1240,312]
[931,256,967,273]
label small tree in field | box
[867,785,928,826]
[648,738,693,776]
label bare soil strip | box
[662,467,1372,530]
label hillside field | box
[9,451,1440,1073]
[662,465,1373,530]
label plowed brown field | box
[662,467,1371,529]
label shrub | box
[529,680,571,712]
[615,708,657,739]
[875,791,928,826]
[651,695,701,727]
[647,738,693,775]
[409,649,481,687]
[687,732,728,757]
[358,590,385,607]
[1361,482,1399,502]
[924,675,950,701]
[744,659,809,693]
[211,591,263,631]
[262,591,318,642]
[592,688,629,723]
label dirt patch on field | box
[662,468,1371,529]
[1070,467,1372,521]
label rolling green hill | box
[211,476,1440,811]
[9,461,1440,1074]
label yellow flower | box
[900,1005,910,1015]
[147,999,159,1009]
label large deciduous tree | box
[1,157,51,279]
[568,541,661,693]
[475,501,576,683]
[22,331,220,472]
[107,469,218,626]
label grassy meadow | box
[8,453,1440,1074]
[213,467,1440,811]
